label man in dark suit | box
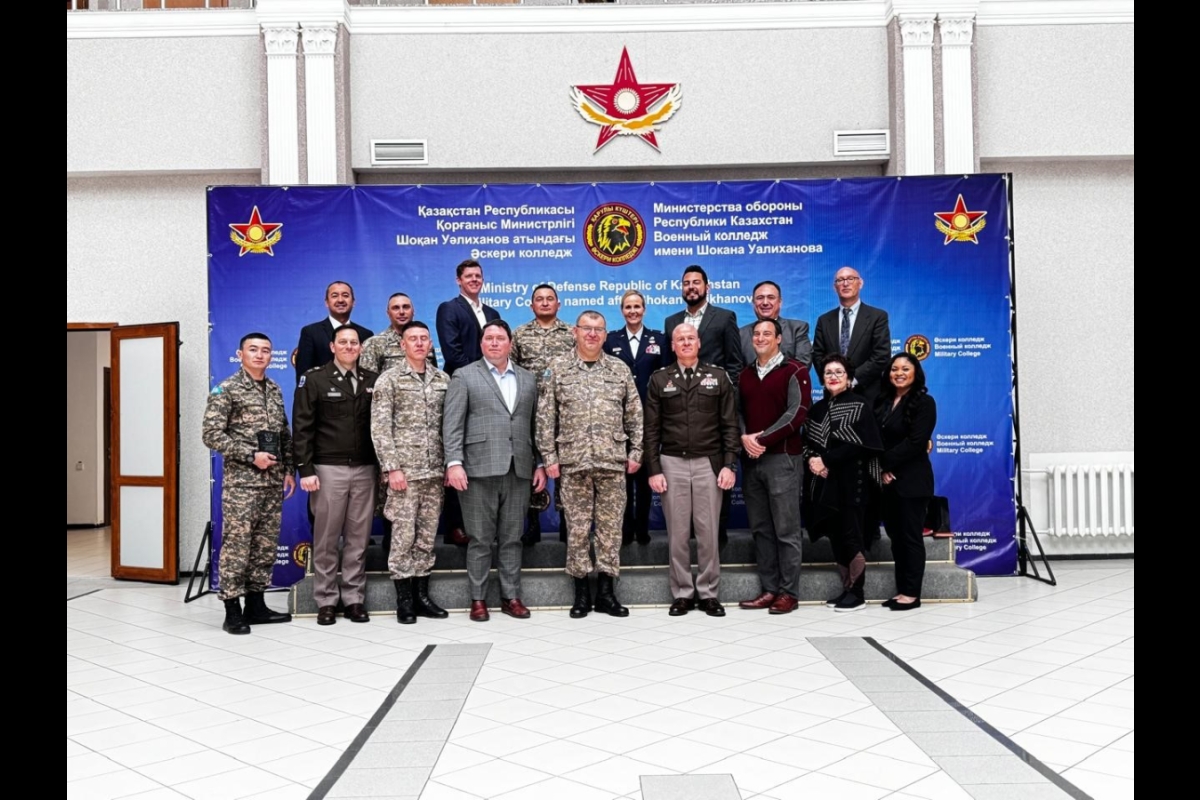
[435,259,501,545]
[662,265,743,544]
[812,266,892,405]
[442,320,546,622]
[662,265,744,381]
[435,259,501,376]
[294,281,374,384]
[604,289,664,544]
[738,280,813,369]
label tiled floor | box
[67,552,1133,800]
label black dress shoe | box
[889,599,921,611]
[636,530,651,545]
[344,603,370,623]
[317,605,337,626]
[698,598,726,617]
[668,598,693,616]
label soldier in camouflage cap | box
[370,321,451,624]
[512,283,575,546]
[202,332,297,635]
[536,310,643,619]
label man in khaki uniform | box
[512,283,575,545]
[370,321,451,624]
[536,310,643,619]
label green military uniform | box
[202,368,295,601]
[536,352,643,578]
[371,359,450,580]
[513,318,575,384]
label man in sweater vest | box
[737,319,812,614]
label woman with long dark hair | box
[803,354,882,612]
[876,353,938,611]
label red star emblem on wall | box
[228,206,283,256]
[572,48,681,152]
[933,195,988,244]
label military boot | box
[593,573,629,617]
[222,598,251,635]
[243,591,292,624]
[394,579,416,625]
[569,577,591,619]
[412,576,448,619]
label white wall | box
[984,159,1134,460]
[351,27,890,171]
[67,332,102,525]
[67,36,263,175]
[68,173,260,564]
[976,24,1134,159]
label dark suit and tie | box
[435,296,501,376]
[812,302,891,404]
[604,326,665,542]
[294,318,374,385]
[442,357,541,616]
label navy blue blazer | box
[435,295,501,376]
[603,327,665,400]
[294,318,374,385]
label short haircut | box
[239,332,271,348]
[531,283,558,299]
[682,265,709,283]
[672,322,700,341]
[387,292,412,303]
[753,280,781,297]
[818,353,855,386]
[620,289,646,306]
[326,280,354,299]
[481,319,512,340]
[332,324,361,342]
[753,318,783,337]
[576,310,606,327]
[400,320,429,336]
[456,259,483,278]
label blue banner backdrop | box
[206,175,1015,588]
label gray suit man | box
[738,280,813,368]
[443,320,546,622]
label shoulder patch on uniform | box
[304,366,322,374]
[210,385,223,395]
[297,376,306,388]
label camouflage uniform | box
[202,368,295,601]
[513,318,575,385]
[371,359,450,579]
[536,352,644,578]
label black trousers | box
[815,506,868,600]
[882,490,928,598]
[623,464,652,536]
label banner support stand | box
[184,521,215,603]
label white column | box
[263,25,300,185]
[940,14,976,174]
[899,15,936,176]
[302,24,339,185]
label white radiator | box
[1026,452,1134,538]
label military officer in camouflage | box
[360,292,438,375]
[370,321,452,625]
[202,332,297,635]
[512,283,575,546]
[536,310,644,619]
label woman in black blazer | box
[876,354,938,611]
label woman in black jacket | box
[876,354,938,611]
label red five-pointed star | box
[229,206,283,256]
[934,195,988,244]
[574,48,678,151]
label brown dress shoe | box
[447,527,470,546]
[768,594,799,615]
[317,606,337,626]
[344,603,370,623]
[500,597,531,619]
[738,592,777,610]
[469,600,490,622]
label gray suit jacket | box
[739,317,813,368]
[443,358,539,479]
